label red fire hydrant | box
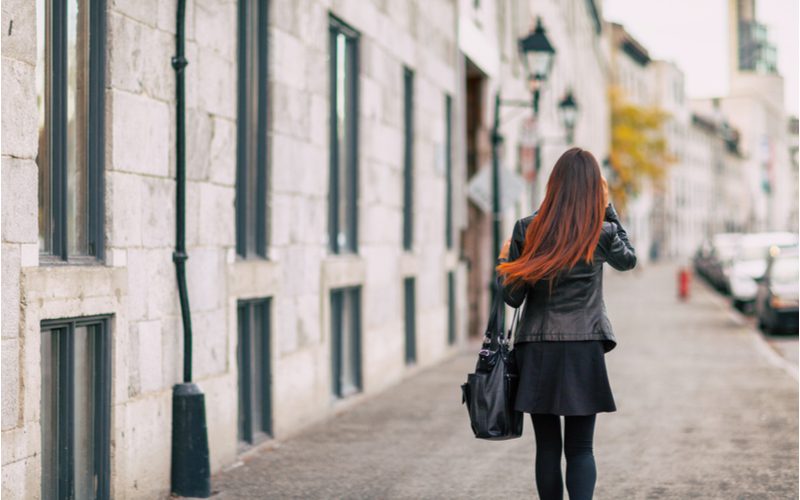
[678,267,691,301]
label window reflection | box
[37,0,95,257]
[37,0,50,252]
[329,23,358,254]
[66,0,90,255]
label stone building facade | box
[720,0,795,233]
[788,116,799,232]
[650,60,710,259]
[457,0,607,339]
[650,62,748,259]
[606,22,655,261]
[2,0,475,498]
[525,0,609,212]
[2,0,619,498]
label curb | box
[695,276,798,382]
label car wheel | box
[762,315,777,335]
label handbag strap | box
[507,306,521,345]
[486,274,527,347]
[484,280,506,346]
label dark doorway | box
[461,57,491,338]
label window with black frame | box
[445,94,454,250]
[447,271,456,345]
[404,277,417,364]
[237,299,272,445]
[328,16,359,254]
[236,0,269,258]
[36,0,106,262]
[41,316,111,500]
[402,67,414,251]
[330,287,361,398]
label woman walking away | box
[497,147,636,500]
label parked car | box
[705,233,742,293]
[693,239,714,280]
[729,233,798,312]
[755,245,799,334]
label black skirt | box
[512,340,616,416]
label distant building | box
[608,23,654,107]
[720,0,794,232]
[689,105,749,235]
[649,59,751,258]
[729,0,778,75]
[607,22,656,261]
[788,116,799,231]
[651,61,708,258]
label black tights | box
[531,413,597,500]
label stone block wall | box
[1,0,466,498]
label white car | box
[729,232,798,312]
[707,233,742,293]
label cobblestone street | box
[209,264,798,499]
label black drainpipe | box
[170,0,210,496]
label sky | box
[603,0,799,115]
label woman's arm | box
[499,218,528,308]
[602,203,637,271]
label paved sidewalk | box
[210,264,798,499]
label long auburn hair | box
[497,147,606,289]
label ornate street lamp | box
[558,90,579,144]
[489,18,556,305]
[518,17,556,113]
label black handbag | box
[460,285,524,440]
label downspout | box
[170,0,210,496]
[173,0,192,384]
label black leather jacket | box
[501,204,637,352]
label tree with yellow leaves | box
[608,86,674,210]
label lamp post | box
[558,89,579,145]
[491,17,555,297]
[517,18,556,115]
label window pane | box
[73,325,95,499]
[245,1,259,256]
[237,304,250,442]
[37,0,52,253]
[403,69,413,250]
[255,0,268,255]
[238,300,271,443]
[41,319,109,499]
[66,0,91,255]
[330,291,342,396]
[445,95,453,249]
[237,1,267,259]
[41,330,59,500]
[331,288,360,397]
[447,271,456,345]
[251,302,268,434]
[404,278,416,364]
[339,289,359,394]
[341,291,357,395]
[335,33,349,252]
[329,24,358,255]
[344,38,358,252]
[250,305,262,434]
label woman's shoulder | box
[516,211,538,229]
